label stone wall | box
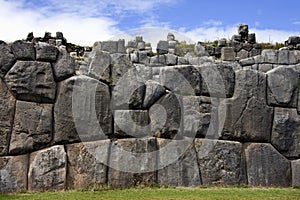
[1,32,300,193]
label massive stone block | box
[245,143,291,187]
[88,50,111,82]
[262,50,278,64]
[221,70,273,142]
[0,80,15,155]
[5,61,56,103]
[54,75,112,144]
[11,40,35,60]
[66,140,110,190]
[157,40,169,55]
[271,108,300,158]
[195,139,246,185]
[267,66,298,108]
[9,101,52,154]
[278,50,289,65]
[52,46,75,82]
[159,65,201,96]
[198,62,235,98]
[36,42,58,62]
[221,47,235,61]
[0,41,16,78]
[157,138,201,187]
[143,80,166,109]
[28,145,67,191]
[0,155,28,193]
[292,159,300,186]
[108,138,157,188]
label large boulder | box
[157,40,169,55]
[221,70,273,142]
[5,61,56,103]
[292,159,300,186]
[9,101,52,154]
[0,41,16,78]
[262,50,278,64]
[195,139,246,185]
[271,108,300,158]
[0,155,28,193]
[267,66,298,108]
[28,145,67,191]
[108,138,157,188]
[11,40,35,60]
[194,42,209,57]
[35,42,58,62]
[157,138,201,187]
[88,50,111,82]
[52,46,75,82]
[245,143,291,187]
[143,80,166,109]
[66,140,110,190]
[0,80,15,155]
[54,75,112,144]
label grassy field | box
[1,187,300,200]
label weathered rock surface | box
[28,145,67,191]
[194,42,209,57]
[11,40,35,60]
[143,80,166,108]
[267,66,298,107]
[245,143,291,186]
[88,50,111,82]
[221,47,235,61]
[0,80,15,155]
[54,75,111,144]
[292,159,300,186]
[198,62,235,98]
[271,108,300,158]
[108,138,157,188]
[5,61,56,103]
[36,42,58,62]
[66,140,110,190]
[52,46,75,82]
[9,101,52,154]
[159,65,201,96]
[0,41,16,78]
[157,138,201,186]
[0,155,28,193]
[262,50,278,64]
[195,139,246,185]
[157,41,169,55]
[278,50,289,64]
[221,70,273,142]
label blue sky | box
[0,0,300,46]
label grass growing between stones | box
[1,187,300,200]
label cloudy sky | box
[1,0,300,46]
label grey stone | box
[11,40,35,60]
[118,39,126,53]
[36,42,58,62]
[88,50,111,82]
[287,36,300,46]
[100,41,118,53]
[195,139,246,185]
[165,54,177,65]
[241,43,253,52]
[5,61,56,103]
[254,55,265,64]
[258,64,273,73]
[167,33,175,41]
[137,41,145,50]
[177,57,189,65]
[231,34,242,42]
[28,145,67,191]
[236,49,249,60]
[0,155,28,193]
[278,50,289,64]
[240,57,255,66]
[134,64,152,81]
[150,55,166,66]
[221,70,273,142]
[138,51,150,64]
[157,40,169,55]
[159,65,201,96]
[127,40,137,48]
[221,47,235,61]
[250,48,261,57]
[111,53,134,85]
[53,46,75,82]
[157,138,201,187]
[248,33,256,44]
[238,24,249,41]
[151,93,181,139]
[194,42,209,57]
[205,45,215,56]
[292,160,300,186]
[143,80,166,108]
[135,36,143,42]
[108,138,157,188]
[271,108,300,158]
[245,143,291,187]
[168,40,177,49]
[0,41,16,78]
[218,39,227,47]
[54,75,112,143]
[262,50,278,64]
[9,101,52,154]
[66,140,110,190]
[289,50,300,64]
[130,51,139,63]
[199,62,235,98]
[114,110,150,138]
[0,80,15,155]
[267,66,298,107]
[188,57,200,65]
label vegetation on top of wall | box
[260,42,285,50]
[175,41,195,57]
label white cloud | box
[293,21,300,25]
[203,20,223,27]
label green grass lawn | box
[1,187,300,200]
